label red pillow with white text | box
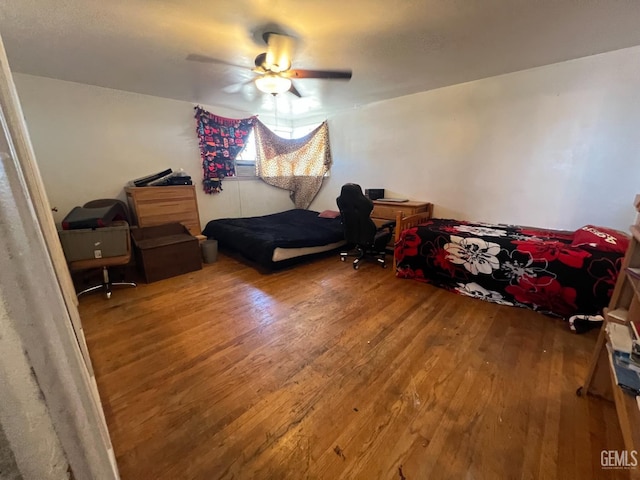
[571,225,629,253]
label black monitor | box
[364,188,384,201]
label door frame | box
[0,34,118,479]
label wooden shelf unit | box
[125,185,202,237]
[582,214,640,474]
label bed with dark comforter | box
[395,218,628,320]
[202,209,346,270]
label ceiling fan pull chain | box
[274,95,279,130]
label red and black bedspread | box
[395,218,627,320]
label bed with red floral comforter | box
[395,218,628,320]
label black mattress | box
[202,209,345,269]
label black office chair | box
[336,183,394,269]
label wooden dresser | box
[371,200,433,248]
[125,185,202,237]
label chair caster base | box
[77,281,137,299]
[339,246,388,271]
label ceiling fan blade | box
[288,82,302,98]
[287,69,352,80]
[186,54,246,69]
[222,79,254,94]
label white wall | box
[13,74,294,228]
[315,45,640,231]
[15,45,640,232]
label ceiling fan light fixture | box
[255,73,292,94]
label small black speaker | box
[365,188,384,201]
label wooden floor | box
[79,253,629,480]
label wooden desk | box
[371,200,432,248]
[125,185,201,237]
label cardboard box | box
[58,222,129,262]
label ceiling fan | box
[188,32,352,97]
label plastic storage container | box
[58,222,130,262]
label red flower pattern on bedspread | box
[587,256,622,298]
[505,276,577,317]
[395,227,421,263]
[441,222,469,234]
[511,240,591,269]
[432,247,457,277]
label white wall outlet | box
[94,250,102,259]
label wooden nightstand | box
[371,200,433,248]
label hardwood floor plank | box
[78,253,627,480]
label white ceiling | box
[3,0,640,122]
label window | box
[234,123,321,177]
[234,130,258,177]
